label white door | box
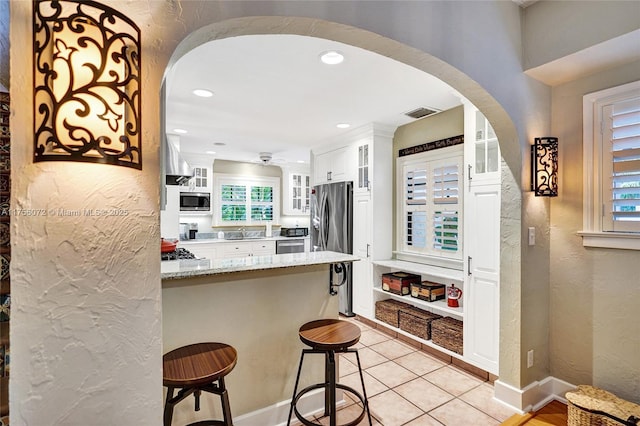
[463,183,500,374]
[353,192,373,318]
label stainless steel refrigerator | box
[310,181,354,316]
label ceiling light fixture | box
[173,128,188,134]
[213,142,226,146]
[33,0,142,169]
[206,151,216,155]
[320,50,344,65]
[297,160,305,164]
[192,89,213,98]
[336,123,350,129]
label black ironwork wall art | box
[33,0,142,169]
[531,137,558,196]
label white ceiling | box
[165,34,463,165]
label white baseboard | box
[494,376,576,413]
[233,389,346,426]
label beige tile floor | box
[296,317,517,426]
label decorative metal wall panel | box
[33,0,142,169]
[531,137,558,197]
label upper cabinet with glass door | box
[282,165,311,216]
[464,103,501,185]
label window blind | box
[604,97,640,231]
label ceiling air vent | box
[404,107,440,119]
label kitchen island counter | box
[162,251,357,424]
[161,251,357,281]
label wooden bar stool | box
[287,319,372,426]
[163,342,237,426]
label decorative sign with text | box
[398,135,464,157]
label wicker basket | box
[566,385,640,426]
[431,316,463,354]
[398,307,442,340]
[375,299,412,328]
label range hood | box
[165,134,192,185]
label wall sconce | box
[531,137,558,196]
[33,0,142,169]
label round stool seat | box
[299,319,361,351]
[163,342,237,388]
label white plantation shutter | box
[603,97,640,232]
[406,168,427,205]
[400,147,463,260]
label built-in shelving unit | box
[370,317,465,361]
[372,288,463,319]
[372,259,464,283]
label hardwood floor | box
[501,400,568,426]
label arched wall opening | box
[162,15,524,388]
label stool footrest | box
[292,383,367,426]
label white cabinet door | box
[283,171,310,215]
[353,192,373,318]
[463,184,500,374]
[313,146,348,184]
[464,103,501,186]
[219,242,252,258]
[179,242,217,260]
[250,240,275,256]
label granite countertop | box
[161,251,359,280]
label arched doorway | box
[161,14,523,406]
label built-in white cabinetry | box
[462,103,501,374]
[188,166,211,192]
[313,146,348,184]
[219,240,276,258]
[179,240,276,260]
[178,242,218,260]
[281,165,311,215]
[353,192,373,317]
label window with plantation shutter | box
[398,145,463,264]
[581,81,640,250]
[214,174,280,226]
[602,98,640,231]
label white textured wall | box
[550,60,640,403]
[10,1,162,424]
[522,1,640,70]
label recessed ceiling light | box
[336,123,350,129]
[320,50,344,65]
[173,128,188,134]
[192,89,213,98]
[213,142,226,146]
[206,151,216,155]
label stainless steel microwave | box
[180,192,210,211]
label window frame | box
[396,145,464,269]
[212,173,280,226]
[580,80,640,250]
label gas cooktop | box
[161,247,197,261]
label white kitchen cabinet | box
[462,102,501,374]
[313,146,348,184]
[349,124,394,318]
[178,242,218,260]
[353,192,373,317]
[282,166,311,215]
[218,240,275,258]
[464,103,500,186]
[463,184,500,374]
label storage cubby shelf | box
[372,259,464,283]
[372,288,463,320]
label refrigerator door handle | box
[322,192,330,250]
